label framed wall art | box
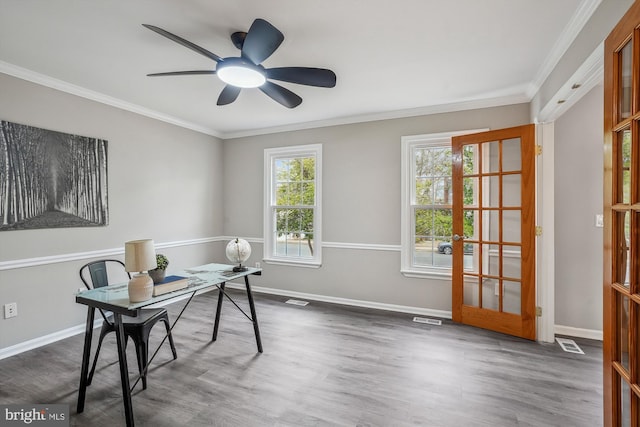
[0,120,108,231]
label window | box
[264,144,322,267]
[401,130,483,278]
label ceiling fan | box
[143,19,337,108]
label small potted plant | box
[148,253,169,284]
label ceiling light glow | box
[217,59,266,88]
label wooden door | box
[604,2,640,425]
[451,124,536,340]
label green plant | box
[154,253,169,270]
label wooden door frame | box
[604,2,640,425]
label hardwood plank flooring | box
[0,290,602,426]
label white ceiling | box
[0,0,596,139]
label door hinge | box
[535,226,543,236]
[535,145,542,155]
[536,306,542,317]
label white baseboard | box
[0,287,603,360]
[554,324,602,341]
[0,318,103,361]
[225,282,453,319]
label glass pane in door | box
[502,138,522,172]
[503,280,521,315]
[618,293,630,372]
[482,141,500,173]
[621,375,631,426]
[617,129,632,204]
[464,275,479,307]
[619,41,633,120]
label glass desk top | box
[76,263,261,313]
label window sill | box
[400,269,452,281]
[263,258,321,269]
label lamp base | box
[233,265,248,272]
[128,273,154,302]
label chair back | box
[80,259,131,290]
[79,259,131,324]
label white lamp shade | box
[124,239,157,272]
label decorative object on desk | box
[226,238,251,272]
[153,275,189,296]
[148,253,169,284]
[124,239,157,302]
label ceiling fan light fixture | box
[217,58,266,88]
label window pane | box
[414,208,453,268]
[415,177,433,204]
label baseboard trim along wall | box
[0,283,602,360]
[224,281,451,319]
[554,324,603,341]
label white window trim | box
[400,129,487,279]
[263,144,322,268]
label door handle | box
[453,234,462,241]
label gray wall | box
[223,105,530,309]
[0,73,224,349]
[554,84,604,332]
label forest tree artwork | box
[0,120,108,231]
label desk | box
[75,263,262,427]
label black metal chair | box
[79,259,177,390]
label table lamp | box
[124,239,157,302]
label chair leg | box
[133,339,148,390]
[163,317,178,360]
[87,324,111,385]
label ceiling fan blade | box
[147,70,216,77]
[241,19,284,65]
[266,67,336,88]
[217,85,241,105]
[259,81,302,108]
[143,24,221,63]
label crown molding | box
[527,0,602,99]
[0,61,223,139]
[221,93,530,139]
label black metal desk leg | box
[77,306,95,413]
[244,276,263,353]
[212,282,225,341]
[114,313,135,427]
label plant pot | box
[148,269,166,284]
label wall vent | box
[413,317,442,325]
[556,337,584,354]
[285,299,309,306]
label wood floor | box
[0,289,602,426]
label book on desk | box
[153,275,189,296]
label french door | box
[604,2,640,425]
[451,124,536,340]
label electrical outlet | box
[255,262,261,269]
[4,302,17,319]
